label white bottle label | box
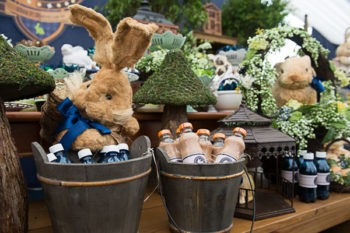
[281,170,298,183]
[317,172,330,185]
[214,153,237,163]
[298,174,317,188]
[182,153,207,164]
[169,157,182,163]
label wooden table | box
[28,188,350,233]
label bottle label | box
[182,153,207,164]
[170,157,182,163]
[317,172,330,185]
[298,174,317,188]
[281,170,298,183]
[214,153,237,163]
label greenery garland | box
[241,26,331,116]
[240,26,350,150]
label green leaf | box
[297,105,315,114]
[329,120,347,130]
[244,49,257,61]
[289,111,302,122]
[327,159,339,167]
[322,128,335,144]
[345,109,350,121]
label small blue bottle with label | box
[49,143,71,163]
[315,151,330,200]
[78,148,96,164]
[99,145,119,163]
[47,153,59,163]
[299,152,317,203]
[116,143,130,161]
[281,152,298,198]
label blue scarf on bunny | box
[310,76,325,101]
[55,98,111,152]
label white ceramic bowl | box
[215,90,242,112]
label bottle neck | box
[160,134,174,143]
[233,132,245,138]
[198,134,209,141]
[213,138,225,145]
[181,127,193,133]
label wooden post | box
[161,105,187,136]
[0,100,27,233]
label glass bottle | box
[315,151,330,200]
[281,152,298,198]
[78,148,96,164]
[49,143,71,163]
[178,122,206,164]
[196,129,213,163]
[212,133,226,156]
[158,129,182,162]
[47,153,58,163]
[116,143,130,161]
[299,152,317,203]
[215,127,246,163]
[99,145,119,163]
[297,150,307,168]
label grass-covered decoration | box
[0,36,55,101]
[134,49,216,133]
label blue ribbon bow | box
[311,76,325,93]
[55,98,111,152]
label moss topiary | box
[0,36,55,101]
[133,49,216,106]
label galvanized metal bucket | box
[31,136,152,233]
[156,147,244,233]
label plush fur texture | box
[47,4,158,151]
[272,56,317,107]
[335,42,350,65]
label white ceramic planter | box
[215,90,242,112]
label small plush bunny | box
[272,56,317,108]
[43,4,157,151]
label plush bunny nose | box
[289,75,299,82]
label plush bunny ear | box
[274,62,283,75]
[112,18,158,70]
[69,4,114,67]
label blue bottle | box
[99,145,119,163]
[49,143,71,163]
[47,153,59,163]
[281,152,298,198]
[116,143,130,161]
[315,151,330,200]
[299,153,317,203]
[297,150,307,168]
[78,148,96,164]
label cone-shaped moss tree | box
[0,36,55,233]
[134,49,216,134]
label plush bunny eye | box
[86,84,90,88]
[305,68,309,72]
[106,94,112,100]
[281,69,284,74]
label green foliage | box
[222,0,289,45]
[98,0,208,33]
[0,36,55,101]
[133,49,216,106]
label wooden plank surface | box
[28,188,350,233]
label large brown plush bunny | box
[41,4,157,152]
[272,56,317,107]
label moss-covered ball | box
[133,49,216,106]
[0,36,55,101]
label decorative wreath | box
[239,26,350,151]
[240,26,336,116]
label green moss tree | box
[222,0,289,45]
[98,0,209,33]
[0,36,55,233]
[134,49,216,134]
